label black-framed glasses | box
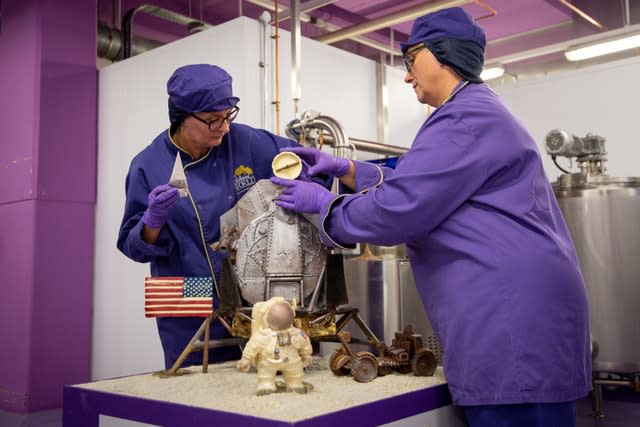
[402,44,424,73]
[190,106,240,132]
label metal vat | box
[335,249,443,364]
[552,173,640,373]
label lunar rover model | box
[330,325,437,383]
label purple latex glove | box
[271,176,335,214]
[142,184,180,229]
[283,147,350,177]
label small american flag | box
[144,277,214,318]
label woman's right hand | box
[142,184,180,229]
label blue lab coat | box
[118,123,298,368]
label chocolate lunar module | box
[164,179,380,375]
[165,178,437,383]
[214,179,380,341]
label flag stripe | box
[144,277,214,318]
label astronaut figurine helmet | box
[266,300,295,331]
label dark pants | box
[463,401,576,427]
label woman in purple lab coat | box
[271,7,591,427]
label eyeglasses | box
[190,106,240,132]
[402,44,424,73]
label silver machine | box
[544,129,640,416]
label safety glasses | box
[190,106,240,132]
[402,44,425,73]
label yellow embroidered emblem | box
[235,165,253,176]
[234,164,256,193]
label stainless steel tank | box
[552,173,640,373]
[335,246,443,364]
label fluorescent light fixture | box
[565,34,640,61]
[480,66,505,81]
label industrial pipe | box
[97,21,162,61]
[314,0,468,45]
[122,4,213,59]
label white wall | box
[387,65,431,150]
[96,15,640,381]
[94,17,425,380]
[492,55,640,182]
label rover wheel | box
[351,352,378,383]
[396,360,413,375]
[329,350,351,376]
[412,348,437,376]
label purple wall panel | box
[0,1,39,204]
[38,0,97,203]
[0,0,97,413]
[30,201,94,409]
[0,202,36,410]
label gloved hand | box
[271,177,334,214]
[283,147,351,177]
[141,184,180,229]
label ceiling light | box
[480,66,505,81]
[565,33,640,61]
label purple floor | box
[577,388,640,427]
[1,387,638,426]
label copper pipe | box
[558,0,607,30]
[272,0,281,135]
[472,0,497,21]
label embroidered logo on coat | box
[234,164,256,193]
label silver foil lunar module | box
[212,179,365,342]
[215,179,327,309]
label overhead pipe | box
[122,4,213,59]
[337,137,407,156]
[558,0,607,30]
[486,21,573,47]
[314,0,468,45]
[244,0,335,23]
[245,0,401,56]
[271,0,337,24]
[97,20,162,61]
[313,19,401,56]
[472,0,497,21]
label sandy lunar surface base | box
[77,358,447,422]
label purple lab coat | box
[319,82,592,405]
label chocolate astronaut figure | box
[236,297,313,395]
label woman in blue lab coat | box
[271,7,591,427]
[118,64,299,369]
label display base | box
[63,359,454,427]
